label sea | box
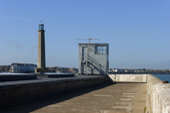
[153,74,170,83]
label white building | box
[10,63,37,73]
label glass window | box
[39,24,44,30]
[95,46,106,54]
[102,46,106,54]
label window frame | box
[95,45,107,54]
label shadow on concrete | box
[0,82,114,113]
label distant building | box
[0,65,10,72]
[48,67,56,72]
[47,66,78,73]
[55,67,69,73]
[10,63,37,73]
[78,43,109,75]
[68,68,78,73]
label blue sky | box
[0,0,170,69]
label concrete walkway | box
[0,83,146,113]
[132,83,146,113]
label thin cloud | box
[8,41,23,49]
[0,16,30,21]
[31,45,37,52]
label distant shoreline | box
[109,72,170,74]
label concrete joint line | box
[112,105,132,111]
[119,98,133,101]
[123,93,136,95]
[122,95,134,98]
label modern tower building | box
[35,23,48,74]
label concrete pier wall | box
[108,74,170,113]
[146,74,170,113]
[108,74,147,82]
[1,74,170,112]
[0,76,109,107]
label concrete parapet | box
[48,74,74,78]
[108,74,170,113]
[0,75,109,107]
[146,74,162,113]
[2,74,170,112]
[153,83,170,113]
[0,75,37,81]
[146,74,170,113]
[108,74,147,82]
[36,73,75,78]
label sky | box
[0,0,170,69]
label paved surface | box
[0,82,146,113]
[132,83,146,113]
